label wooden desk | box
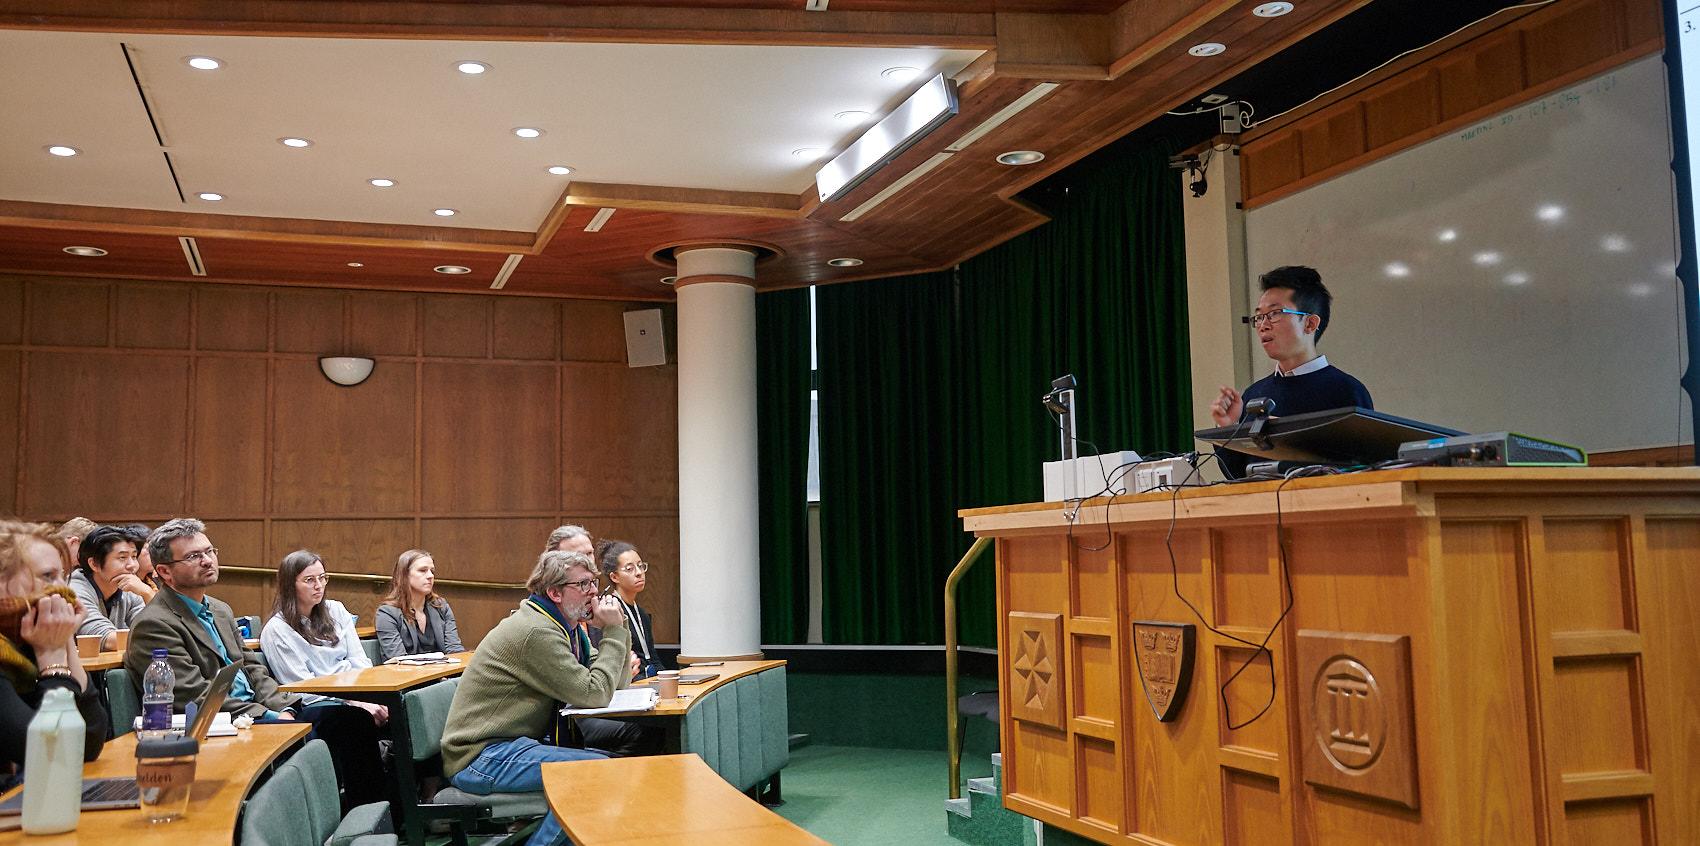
[81,652,122,672]
[0,724,309,845]
[541,754,825,845]
[245,624,375,651]
[962,467,1700,845]
[602,660,786,717]
[279,652,472,846]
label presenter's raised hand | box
[1211,385,1243,427]
[591,594,625,629]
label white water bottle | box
[23,687,83,834]
[141,649,174,739]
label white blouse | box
[259,599,371,705]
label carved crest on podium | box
[1007,612,1064,729]
[1296,630,1419,810]
[1133,621,1195,722]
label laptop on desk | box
[0,662,240,816]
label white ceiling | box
[0,31,982,231]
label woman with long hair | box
[595,539,663,679]
[258,549,387,810]
[374,549,463,661]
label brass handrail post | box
[945,535,992,801]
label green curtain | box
[814,142,1193,646]
[754,287,812,644]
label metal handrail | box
[218,564,523,591]
[944,535,992,800]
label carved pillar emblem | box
[1296,630,1419,809]
[1316,657,1386,770]
[1133,621,1195,722]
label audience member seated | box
[259,549,389,808]
[441,550,634,846]
[68,524,149,650]
[54,517,95,578]
[593,539,663,679]
[123,523,159,600]
[0,522,105,789]
[544,524,594,556]
[374,549,463,661]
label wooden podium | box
[960,468,1700,845]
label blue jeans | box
[449,737,607,846]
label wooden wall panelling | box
[272,289,346,354]
[27,279,108,347]
[269,518,417,575]
[1435,28,1526,122]
[114,282,192,350]
[1518,0,1626,89]
[195,286,271,352]
[1634,517,1700,839]
[560,363,678,512]
[1243,131,1303,200]
[1295,106,1365,178]
[22,351,191,516]
[348,291,419,356]
[192,356,268,514]
[421,362,558,513]
[559,300,633,363]
[420,516,558,648]
[270,356,415,514]
[573,514,681,644]
[0,277,22,344]
[1068,538,1122,834]
[1002,535,1072,817]
[202,519,269,619]
[1221,769,1284,846]
[0,352,18,514]
[492,298,559,361]
[1361,71,1440,154]
[421,295,490,358]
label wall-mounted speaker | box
[623,308,667,367]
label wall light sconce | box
[318,356,375,387]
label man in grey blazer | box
[123,518,299,719]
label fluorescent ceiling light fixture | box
[585,208,616,232]
[433,208,458,217]
[827,257,863,267]
[547,165,573,175]
[997,150,1044,166]
[513,127,544,139]
[184,56,222,70]
[816,73,958,203]
[319,357,375,387]
[197,192,224,201]
[882,66,921,81]
[368,178,396,188]
[1188,43,1227,57]
[279,137,312,148]
[1252,2,1294,17]
[178,236,206,276]
[456,61,490,74]
[945,82,1059,153]
[62,246,106,256]
[490,254,523,290]
[46,145,79,157]
[434,265,472,274]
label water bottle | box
[22,687,83,834]
[141,648,174,739]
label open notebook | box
[558,687,658,716]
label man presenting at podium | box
[1210,266,1373,477]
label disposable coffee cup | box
[113,629,130,652]
[76,635,101,658]
[657,670,680,699]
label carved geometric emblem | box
[1132,621,1195,722]
[1297,630,1419,810]
[1006,612,1064,729]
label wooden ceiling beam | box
[0,1,997,48]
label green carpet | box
[774,744,994,846]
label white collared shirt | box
[1277,354,1329,378]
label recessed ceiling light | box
[279,137,312,148]
[368,178,396,188]
[835,110,872,122]
[1252,2,1294,17]
[882,66,921,81]
[513,127,544,139]
[197,192,224,201]
[792,147,825,159]
[456,61,490,75]
[433,208,458,217]
[184,56,222,70]
[827,257,864,267]
[346,262,364,268]
[62,246,106,257]
[46,145,79,157]
[660,276,677,285]
[546,165,573,176]
[997,150,1045,166]
[1188,43,1227,57]
[434,265,472,275]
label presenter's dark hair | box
[76,524,133,574]
[1259,265,1332,344]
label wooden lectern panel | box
[965,468,1700,846]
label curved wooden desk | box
[541,754,825,845]
[604,660,786,716]
[0,724,309,845]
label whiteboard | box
[1245,55,1691,453]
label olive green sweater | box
[441,600,630,777]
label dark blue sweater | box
[1219,364,1372,477]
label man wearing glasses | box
[1209,266,1373,477]
[124,517,301,720]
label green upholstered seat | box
[102,667,138,738]
[238,739,396,846]
[680,665,789,792]
[400,678,549,834]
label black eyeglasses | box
[1242,308,1311,329]
[563,578,599,593]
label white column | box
[674,247,762,660]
